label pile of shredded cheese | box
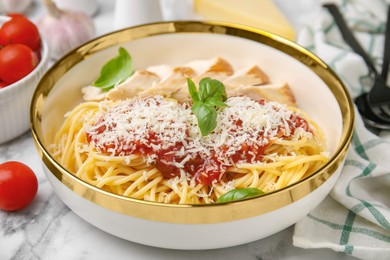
[85,96,313,173]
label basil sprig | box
[187,77,228,136]
[216,188,264,203]
[92,47,134,91]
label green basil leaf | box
[216,188,264,203]
[198,77,227,103]
[192,102,217,136]
[187,78,199,102]
[187,77,228,136]
[205,99,228,108]
[92,47,134,91]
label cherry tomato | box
[0,44,38,84]
[0,16,41,51]
[0,161,38,211]
[0,34,5,48]
[7,13,27,19]
[0,81,9,89]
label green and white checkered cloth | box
[292,0,390,259]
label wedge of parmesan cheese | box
[193,0,295,41]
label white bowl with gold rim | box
[31,21,354,249]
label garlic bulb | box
[54,0,99,17]
[37,0,95,60]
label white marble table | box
[0,1,360,259]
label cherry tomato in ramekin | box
[0,44,38,84]
[0,16,41,51]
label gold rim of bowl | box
[30,21,355,224]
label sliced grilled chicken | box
[172,57,234,101]
[188,57,234,84]
[106,70,160,100]
[185,57,234,75]
[225,65,269,87]
[232,81,296,106]
[138,67,196,98]
[82,57,297,106]
[81,85,106,101]
[146,64,172,80]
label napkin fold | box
[293,0,390,259]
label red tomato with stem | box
[0,44,38,84]
[0,16,41,51]
[0,161,38,211]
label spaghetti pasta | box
[51,95,328,204]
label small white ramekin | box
[0,40,49,144]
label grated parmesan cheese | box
[85,96,312,184]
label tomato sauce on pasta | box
[51,95,327,204]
